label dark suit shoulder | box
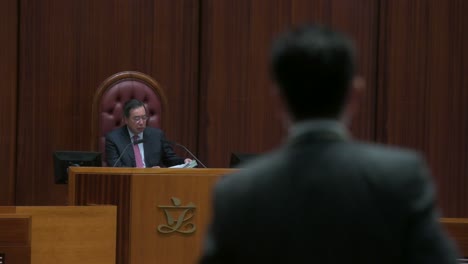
[219,142,430,208]
[214,151,283,199]
[144,126,163,133]
[142,126,165,138]
[349,141,423,163]
[342,142,434,211]
[105,126,127,139]
[343,142,428,183]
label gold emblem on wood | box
[157,197,197,234]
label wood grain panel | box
[16,0,199,205]
[0,212,32,264]
[0,247,31,264]
[130,174,220,264]
[377,0,468,217]
[0,216,30,246]
[199,0,379,167]
[328,0,380,140]
[150,0,200,149]
[199,0,284,168]
[291,0,380,139]
[15,206,116,264]
[71,173,131,264]
[0,0,18,205]
[0,214,31,264]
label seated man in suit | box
[105,99,192,167]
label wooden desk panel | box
[130,174,220,264]
[0,215,31,264]
[16,206,116,264]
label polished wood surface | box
[0,207,16,214]
[0,215,31,264]
[15,206,116,264]
[68,167,235,264]
[0,206,116,264]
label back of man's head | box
[270,24,356,121]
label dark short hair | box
[123,99,146,118]
[270,24,356,120]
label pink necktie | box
[133,135,144,168]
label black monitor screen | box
[53,151,102,184]
[229,153,259,168]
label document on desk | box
[169,160,198,168]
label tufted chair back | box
[91,71,167,166]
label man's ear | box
[341,76,365,125]
[270,83,293,129]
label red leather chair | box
[91,71,167,166]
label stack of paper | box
[169,160,198,168]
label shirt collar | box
[127,127,144,140]
[288,119,350,141]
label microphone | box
[112,139,144,167]
[164,140,207,168]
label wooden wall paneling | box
[328,0,380,140]
[0,0,18,205]
[15,206,117,264]
[0,215,31,264]
[150,0,200,155]
[290,0,380,140]
[199,0,379,167]
[16,0,199,205]
[199,0,290,168]
[70,173,131,264]
[377,0,468,217]
[290,0,379,141]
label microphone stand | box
[112,139,144,167]
[164,140,207,168]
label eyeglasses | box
[131,115,148,122]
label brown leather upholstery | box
[91,71,167,166]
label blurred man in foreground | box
[199,24,457,264]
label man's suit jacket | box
[105,126,184,167]
[200,125,457,264]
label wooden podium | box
[68,167,236,264]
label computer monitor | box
[53,151,102,184]
[229,152,259,168]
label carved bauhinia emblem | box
[157,197,197,234]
